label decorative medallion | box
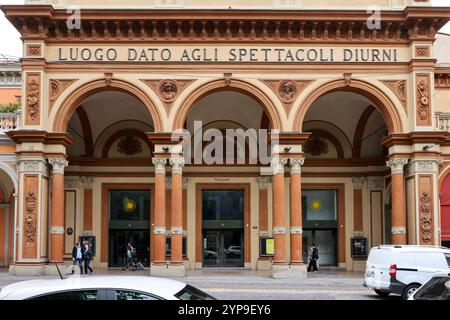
[261,79,313,115]
[123,198,137,213]
[26,73,41,125]
[158,80,178,102]
[416,74,431,126]
[117,136,143,156]
[141,79,195,115]
[25,190,37,247]
[303,134,329,156]
[419,191,433,244]
[310,199,322,211]
[381,80,407,114]
[49,79,77,111]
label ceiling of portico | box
[186,91,265,133]
[67,91,154,158]
[303,91,387,159]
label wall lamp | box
[284,146,292,152]
[162,146,170,152]
[423,145,434,151]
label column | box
[272,157,288,265]
[289,158,304,265]
[152,158,167,266]
[48,157,68,263]
[256,177,271,271]
[169,157,184,266]
[386,158,408,245]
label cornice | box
[6,130,74,147]
[2,5,449,44]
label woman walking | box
[82,241,94,274]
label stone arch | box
[52,77,164,132]
[293,79,404,133]
[172,79,283,130]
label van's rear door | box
[366,247,392,289]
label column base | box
[257,259,271,271]
[9,263,68,276]
[270,264,307,279]
[150,263,186,278]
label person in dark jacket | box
[307,244,319,272]
[82,241,94,274]
[71,242,83,275]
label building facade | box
[1,0,450,277]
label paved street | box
[0,268,399,300]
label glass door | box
[109,230,150,267]
[302,229,337,266]
[202,230,243,267]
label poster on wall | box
[351,237,368,257]
[260,238,275,256]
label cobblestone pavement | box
[0,267,400,300]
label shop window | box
[166,237,188,257]
[302,190,337,222]
[109,190,150,221]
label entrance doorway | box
[302,189,339,266]
[108,189,151,267]
[201,189,245,267]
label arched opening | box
[184,90,270,268]
[173,79,282,131]
[65,89,156,268]
[301,89,391,266]
[0,168,16,267]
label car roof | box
[0,276,187,300]
[373,245,450,253]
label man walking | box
[71,242,83,275]
[307,244,319,273]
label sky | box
[1,0,450,59]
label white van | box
[363,245,450,299]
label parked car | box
[225,246,241,256]
[363,245,450,299]
[0,276,216,300]
[408,273,450,300]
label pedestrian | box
[307,244,319,272]
[71,242,83,275]
[82,241,94,274]
[124,242,135,270]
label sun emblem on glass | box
[311,199,322,211]
[123,198,137,213]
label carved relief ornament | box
[24,190,37,247]
[26,73,41,125]
[49,79,77,111]
[261,80,313,115]
[380,80,407,114]
[141,79,195,115]
[416,74,431,126]
[386,158,408,174]
[419,191,433,244]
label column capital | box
[406,158,443,175]
[352,177,366,189]
[48,157,68,174]
[391,226,406,235]
[367,176,384,189]
[152,157,167,174]
[80,176,94,189]
[169,157,185,174]
[256,177,272,189]
[289,157,305,174]
[64,176,81,189]
[386,158,408,174]
[13,156,48,175]
[271,157,288,175]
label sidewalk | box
[0,267,381,300]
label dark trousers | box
[84,258,93,274]
[307,259,318,272]
[72,258,83,274]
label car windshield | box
[174,285,216,300]
[445,253,450,267]
[414,277,450,301]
